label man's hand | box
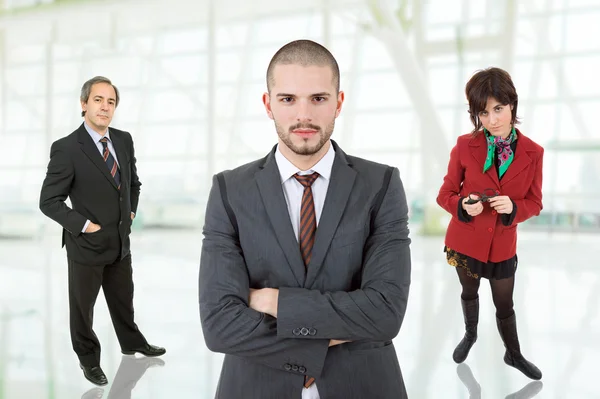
[85,222,101,233]
[249,288,279,318]
[130,212,135,221]
[488,196,513,214]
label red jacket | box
[436,129,544,263]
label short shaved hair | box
[266,39,340,93]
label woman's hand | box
[462,197,483,217]
[488,196,513,214]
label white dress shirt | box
[274,142,335,399]
[84,122,120,167]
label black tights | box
[455,267,515,319]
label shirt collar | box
[84,122,111,143]
[275,141,335,184]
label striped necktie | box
[100,137,121,189]
[293,172,320,267]
[293,172,320,389]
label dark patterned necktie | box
[100,137,121,189]
[293,172,319,267]
[293,172,320,389]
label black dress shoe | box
[121,343,166,357]
[80,364,108,386]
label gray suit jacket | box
[199,141,411,399]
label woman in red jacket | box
[437,67,543,380]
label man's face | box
[81,82,117,133]
[263,64,344,156]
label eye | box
[280,97,294,103]
[313,96,326,102]
[495,106,503,112]
[479,111,488,117]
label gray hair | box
[80,76,120,117]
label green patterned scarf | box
[483,127,517,178]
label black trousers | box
[68,253,147,367]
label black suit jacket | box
[40,123,141,266]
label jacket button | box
[488,227,493,232]
[491,210,497,215]
[300,327,309,336]
[308,328,317,336]
[299,366,306,374]
[292,365,299,372]
[284,363,292,371]
[293,328,301,336]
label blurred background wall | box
[0,0,599,398]
[0,0,598,237]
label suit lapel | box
[255,149,305,287]
[469,134,500,189]
[305,144,356,288]
[499,133,533,186]
[78,124,119,190]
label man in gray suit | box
[199,40,411,399]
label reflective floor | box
[0,226,598,398]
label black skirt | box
[444,246,517,280]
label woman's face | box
[478,97,514,139]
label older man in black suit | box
[40,76,165,386]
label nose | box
[489,113,498,125]
[296,99,312,122]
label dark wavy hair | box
[465,67,519,135]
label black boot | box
[453,297,479,363]
[496,313,542,380]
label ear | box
[335,91,345,118]
[81,100,87,112]
[262,92,274,120]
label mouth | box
[292,129,318,139]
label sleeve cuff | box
[81,220,91,233]
[457,197,472,222]
[501,200,517,226]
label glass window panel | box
[356,71,410,109]
[217,23,250,48]
[254,14,322,46]
[145,90,203,122]
[6,66,45,96]
[237,119,277,154]
[158,55,208,87]
[5,100,45,130]
[158,29,207,55]
[349,111,417,150]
